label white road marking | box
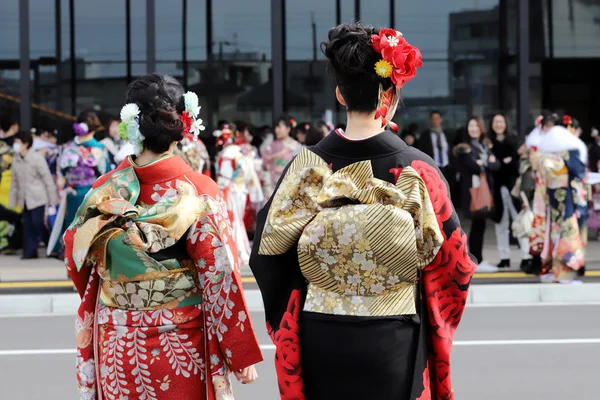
[1,301,600,319]
[1,339,600,356]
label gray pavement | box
[0,305,599,399]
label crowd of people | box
[405,110,600,282]
[1,103,599,283]
[0,106,336,262]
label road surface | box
[0,302,598,399]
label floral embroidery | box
[268,289,304,400]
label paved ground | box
[0,304,598,399]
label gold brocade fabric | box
[71,166,206,310]
[259,148,443,316]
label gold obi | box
[259,148,443,317]
[90,229,202,311]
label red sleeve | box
[410,160,477,400]
[185,178,263,373]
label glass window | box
[0,0,22,116]
[156,0,183,78]
[0,1,22,132]
[286,0,337,124]
[72,0,127,115]
[550,0,600,57]
[360,0,390,29]
[212,0,271,127]
[395,0,500,130]
[340,0,356,25]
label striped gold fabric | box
[259,148,442,316]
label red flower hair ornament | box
[371,28,423,132]
[213,124,234,147]
[563,114,572,126]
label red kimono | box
[64,154,263,400]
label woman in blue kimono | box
[526,112,587,283]
[52,110,110,256]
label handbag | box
[469,172,494,218]
[512,192,534,238]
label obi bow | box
[70,167,204,271]
[259,148,443,269]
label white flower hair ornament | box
[118,103,145,155]
[181,91,205,141]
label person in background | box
[31,127,60,182]
[261,116,301,190]
[304,122,326,146]
[9,131,58,259]
[0,112,19,141]
[315,120,331,137]
[52,110,110,257]
[256,124,273,155]
[416,110,450,177]
[235,120,260,158]
[454,116,500,271]
[526,112,586,283]
[295,122,309,145]
[590,128,600,173]
[402,123,419,146]
[589,128,600,239]
[98,117,124,160]
[564,115,589,275]
[0,113,22,254]
[488,113,529,270]
[215,124,264,266]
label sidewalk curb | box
[0,284,599,316]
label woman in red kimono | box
[250,24,476,400]
[64,73,262,400]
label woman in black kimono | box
[250,23,476,400]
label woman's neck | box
[343,112,384,140]
[135,143,176,166]
[495,132,505,141]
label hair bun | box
[125,73,186,153]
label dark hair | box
[540,110,559,127]
[276,115,296,129]
[235,120,249,134]
[0,112,18,132]
[77,109,102,133]
[430,110,442,118]
[304,123,326,146]
[321,23,394,112]
[16,130,33,148]
[125,73,185,154]
[463,116,488,144]
[258,125,272,136]
[314,120,330,135]
[407,122,419,134]
[489,113,518,146]
[335,123,346,131]
[563,115,581,129]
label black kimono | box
[250,130,477,400]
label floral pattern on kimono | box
[250,134,476,400]
[65,155,262,400]
[216,145,264,268]
[529,150,586,281]
[175,138,211,176]
[261,137,301,189]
